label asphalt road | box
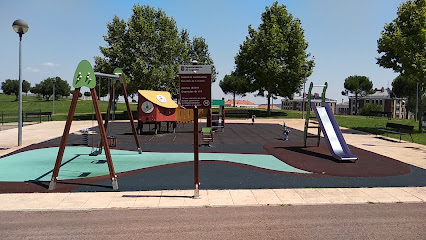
[0,203,424,239]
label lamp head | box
[12,19,29,35]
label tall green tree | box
[342,75,373,115]
[31,77,70,101]
[377,0,425,131]
[235,1,314,115]
[190,37,218,80]
[219,72,251,107]
[1,79,31,101]
[95,4,216,99]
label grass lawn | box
[334,115,426,145]
[1,93,425,145]
[0,93,137,122]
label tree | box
[95,4,216,99]
[392,74,426,115]
[31,77,71,101]
[190,37,218,80]
[22,80,31,96]
[1,79,31,101]
[2,80,19,100]
[377,0,425,131]
[234,1,314,115]
[219,72,251,107]
[342,75,373,115]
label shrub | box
[359,104,382,116]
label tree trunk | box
[355,93,358,115]
[267,94,271,116]
[418,84,423,132]
[233,92,236,107]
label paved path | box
[0,119,425,211]
[0,120,92,154]
[1,204,424,239]
[0,187,425,211]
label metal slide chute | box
[311,102,358,162]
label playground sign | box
[179,65,212,109]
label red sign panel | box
[179,65,212,109]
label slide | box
[311,102,358,162]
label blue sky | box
[0,0,405,104]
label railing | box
[1,110,52,124]
[1,111,19,125]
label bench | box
[224,109,250,118]
[25,112,52,122]
[369,111,392,120]
[377,122,414,142]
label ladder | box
[303,82,328,147]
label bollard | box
[283,121,290,141]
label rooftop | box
[224,99,257,106]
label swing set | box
[89,72,122,156]
[48,60,141,190]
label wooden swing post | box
[49,60,119,190]
[90,88,118,189]
[48,88,80,190]
[118,73,142,153]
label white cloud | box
[42,62,59,67]
[25,67,41,73]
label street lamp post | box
[12,19,29,146]
[302,64,309,119]
[52,78,56,115]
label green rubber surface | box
[0,147,310,182]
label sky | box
[0,0,406,105]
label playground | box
[0,60,425,194]
[0,119,425,194]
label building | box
[281,93,337,114]
[224,99,258,108]
[336,101,349,115]
[348,87,409,119]
[258,104,280,110]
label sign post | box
[179,65,211,198]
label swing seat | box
[107,136,117,147]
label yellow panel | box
[175,108,210,123]
[176,108,193,123]
[138,90,178,109]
